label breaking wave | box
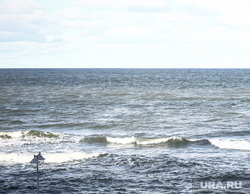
[0,130,82,148]
[81,136,210,147]
[1,130,249,151]
[0,130,60,139]
[81,136,250,151]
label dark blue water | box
[0,69,250,193]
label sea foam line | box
[106,136,193,145]
[0,152,103,164]
[210,139,250,151]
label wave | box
[10,120,26,124]
[1,130,249,151]
[0,130,60,139]
[220,130,250,137]
[0,130,82,148]
[23,130,60,138]
[210,139,250,151]
[81,136,210,147]
[36,122,86,129]
[0,152,105,164]
[82,136,250,151]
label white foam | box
[137,137,170,145]
[0,131,29,147]
[0,131,26,138]
[106,136,187,145]
[0,153,32,163]
[210,139,250,151]
[0,130,81,148]
[107,136,137,144]
[44,152,101,163]
[0,152,102,164]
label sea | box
[0,68,249,194]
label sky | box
[0,0,250,68]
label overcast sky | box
[1,0,250,68]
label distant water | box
[0,68,250,193]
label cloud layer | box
[1,0,250,68]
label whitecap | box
[106,136,137,144]
[210,139,250,151]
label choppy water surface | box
[0,69,250,193]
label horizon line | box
[1,67,250,69]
